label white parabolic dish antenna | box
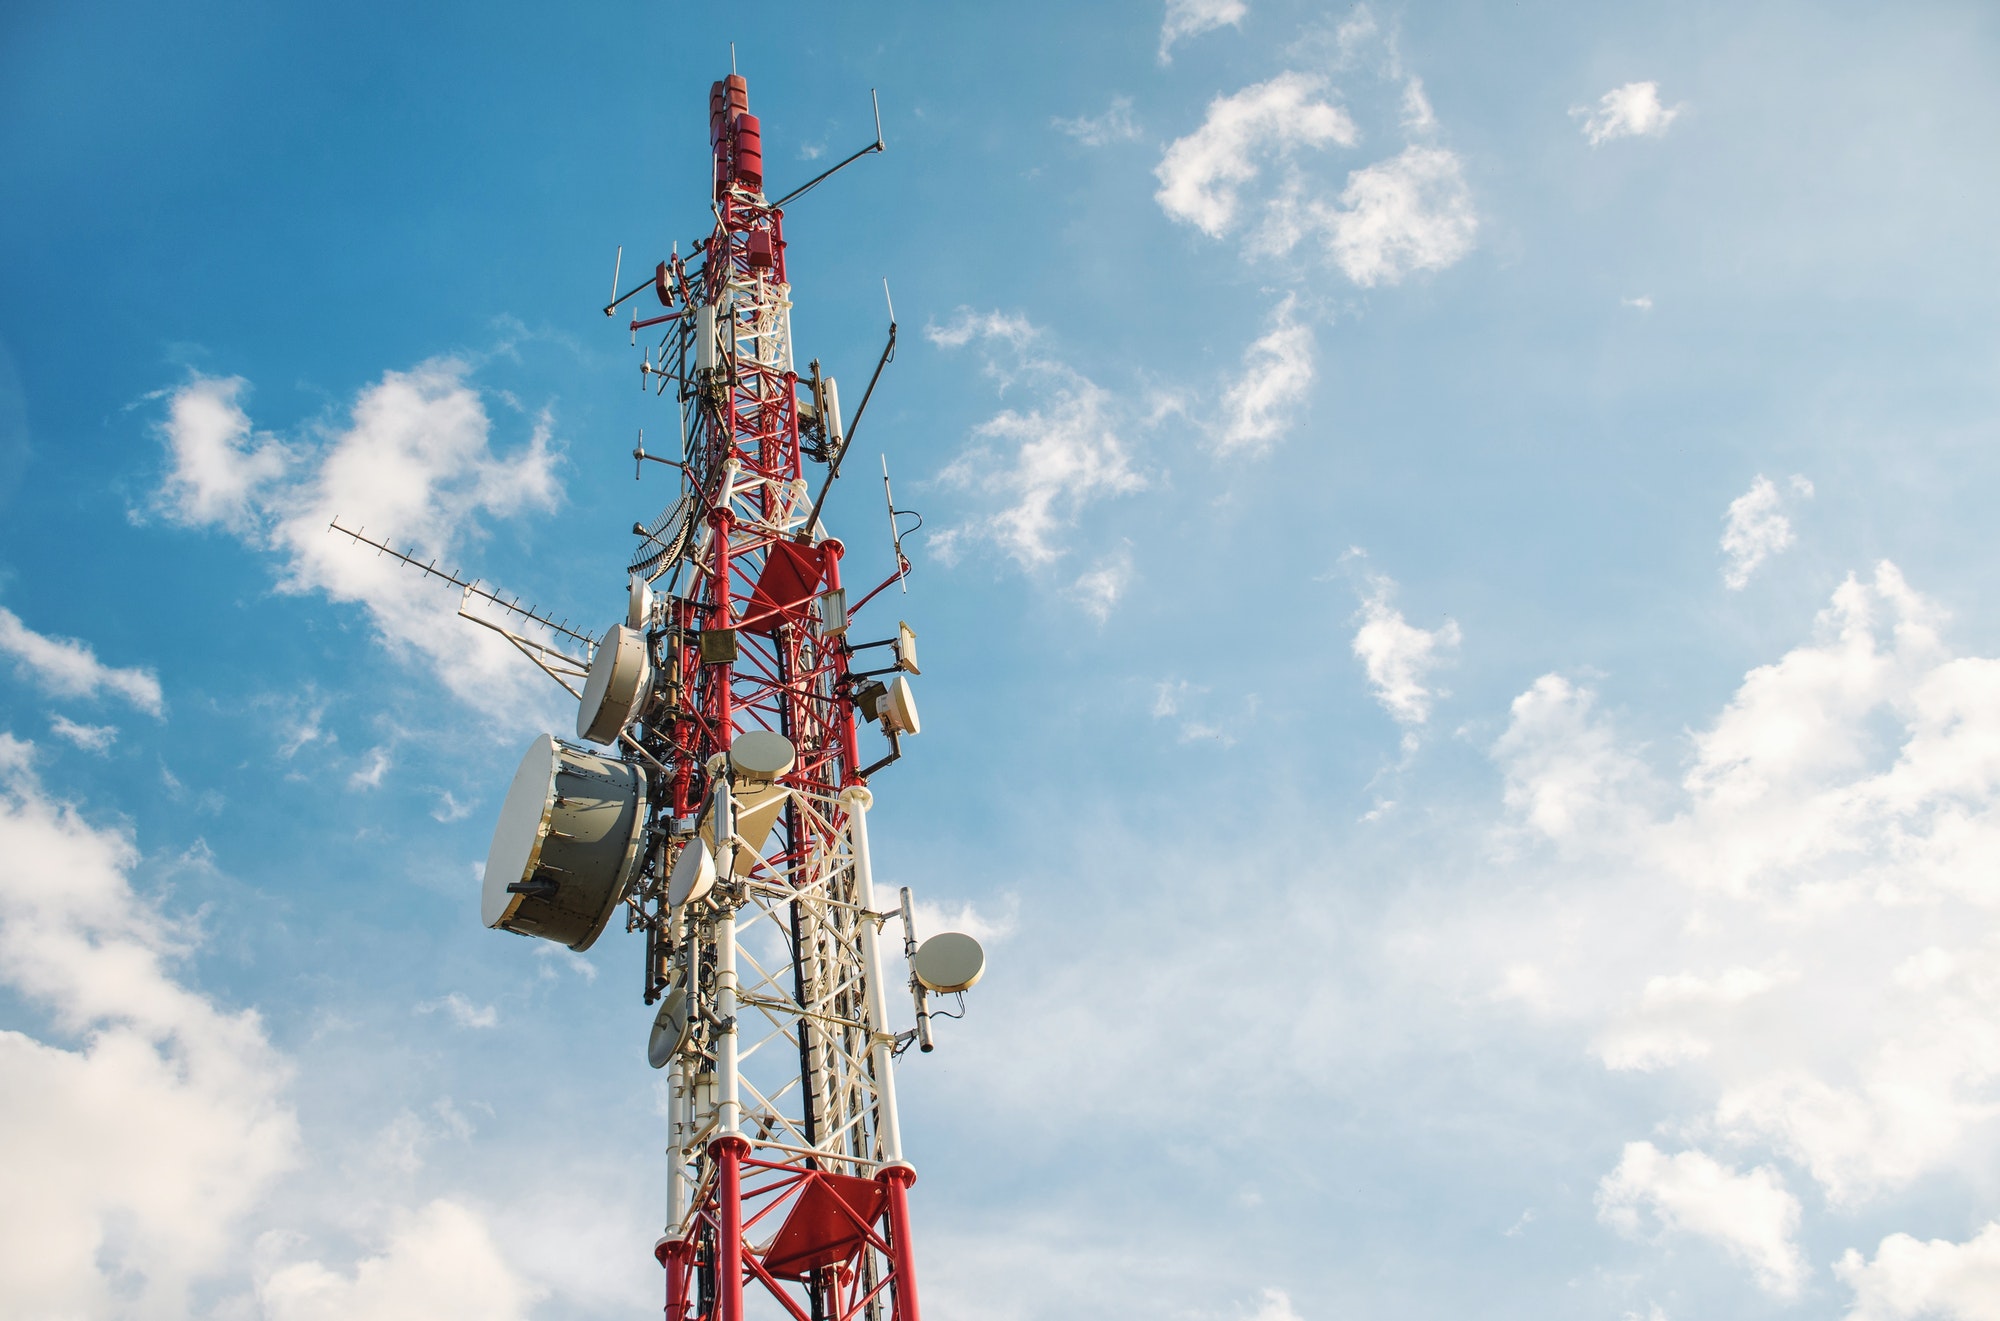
[668,839,717,908]
[912,931,984,994]
[647,986,690,1069]
[578,623,652,745]
[730,728,796,780]
[481,735,647,951]
[882,675,920,736]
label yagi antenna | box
[606,245,623,316]
[324,520,596,650]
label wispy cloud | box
[1348,558,1461,732]
[0,607,164,715]
[1217,293,1316,454]
[48,715,117,753]
[1573,81,1684,146]
[1158,0,1247,65]
[348,745,391,789]
[1721,473,1813,589]
[1072,548,1134,620]
[418,992,498,1030]
[1053,96,1142,147]
[928,310,1146,573]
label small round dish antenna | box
[881,675,920,736]
[578,623,653,745]
[668,840,717,908]
[647,986,691,1069]
[912,931,984,993]
[730,729,796,781]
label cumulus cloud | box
[0,733,299,1315]
[1053,96,1142,147]
[1157,79,1474,285]
[0,606,163,715]
[1465,558,2000,1303]
[256,1199,545,1321]
[929,310,1146,572]
[0,733,553,1312]
[1722,473,1813,589]
[1310,145,1478,285]
[1350,565,1460,730]
[1155,73,1358,237]
[1218,294,1316,454]
[1574,81,1684,146]
[1838,1223,2000,1320]
[155,362,565,724]
[1492,674,1652,844]
[1597,1142,1806,1297]
[1158,0,1247,64]
[155,374,289,533]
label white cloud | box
[1467,558,2000,1251]
[1053,96,1142,147]
[1156,70,1476,286]
[930,310,1146,569]
[1314,145,1478,286]
[1240,1287,1305,1321]
[154,374,288,533]
[156,362,566,725]
[1154,73,1358,237]
[0,606,163,715]
[1218,294,1316,454]
[1351,566,1461,729]
[1597,1142,1806,1297]
[1574,81,1684,146]
[1400,76,1436,133]
[419,992,498,1030]
[1158,0,1247,64]
[1839,1223,2000,1320]
[48,714,117,753]
[256,1199,545,1321]
[1623,295,1655,311]
[897,895,1017,950]
[1072,548,1133,620]
[1492,673,1652,844]
[1151,678,1236,746]
[349,745,391,789]
[0,733,299,1316]
[1722,473,1813,589]
[0,732,561,1314]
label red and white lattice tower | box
[330,66,967,1321]
[597,73,956,1321]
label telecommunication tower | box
[333,70,980,1321]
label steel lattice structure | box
[612,73,938,1321]
[330,69,963,1321]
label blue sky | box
[5,1,2000,1317]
